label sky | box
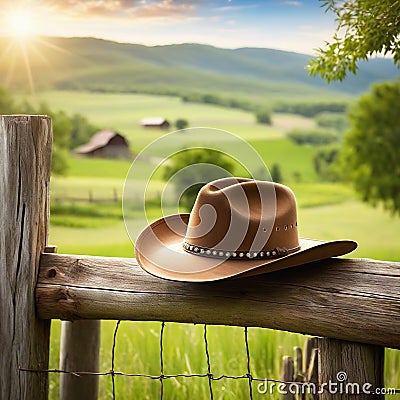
[0,0,337,54]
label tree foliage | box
[340,80,400,214]
[309,0,400,81]
[271,163,283,183]
[273,101,347,117]
[70,114,99,149]
[314,145,341,181]
[175,118,189,130]
[0,86,98,175]
[255,108,272,125]
[315,112,349,133]
[163,148,235,211]
[287,128,339,146]
[0,87,15,114]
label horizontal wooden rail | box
[36,253,400,349]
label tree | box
[255,108,272,125]
[314,145,340,181]
[308,0,400,82]
[0,86,15,114]
[315,112,349,134]
[271,163,283,183]
[163,148,235,211]
[37,103,71,175]
[287,128,339,146]
[340,80,400,214]
[175,118,189,130]
[70,113,99,149]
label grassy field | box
[48,179,400,399]
[28,91,316,150]
[30,90,399,399]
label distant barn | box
[75,130,131,159]
[141,117,170,129]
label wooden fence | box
[1,115,399,400]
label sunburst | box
[8,10,34,37]
[0,9,77,96]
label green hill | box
[1,36,398,100]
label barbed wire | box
[19,320,400,399]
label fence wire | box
[19,320,400,399]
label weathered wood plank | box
[60,320,100,400]
[0,115,52,400]
[318,338,384,400]
[36,253,400,349]
[281,356,295,400]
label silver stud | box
[272,250,276,256]
[232,253,237,257]
[266,251,270,257]
[260,252,264,257]
[226,252,231,257]
[200,249,205,253]
[213,250,217,256]
[194,247,199,252]
[239,252,244,257]
[190,246,193,250]
[219,251,224,257]
[246,252,251,258]
[206,250,211,255]
[253,252,257,257]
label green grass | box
[250,139,319,183]
[28,91,316,151]
[48,320,310,400]
[39,90,400,399]
[66,157,132,179]
[47,179,400,399]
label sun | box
[7,10,35,37]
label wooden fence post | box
[281,356,295,400]
[318,338,384,400]
[60,320,101,400]
[0,115,52,400]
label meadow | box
[30,90,400,399]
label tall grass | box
[43,92,400,399]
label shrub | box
[256,108,272,125]
[271,163,283,183]
[287,129,339,146]
[175,118,189,130]
[315,112,349,133]
[313,145,341,181]
[273,101,348,117]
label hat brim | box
[134,214,357,282]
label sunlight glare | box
[7,11,34,37]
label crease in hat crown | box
[182,177,301,260]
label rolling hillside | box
[1,36,398,100]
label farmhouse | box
[75,130,131,159]
[141,117,170,129]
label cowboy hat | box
[135,177,357,282]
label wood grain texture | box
[318,338,384,400]
[281,356,295,400]
[37,254,400,349]
[0,115,52,400]
[60,320,100,400]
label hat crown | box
[185,177,299,254]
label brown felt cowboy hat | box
[135,177,357,282]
